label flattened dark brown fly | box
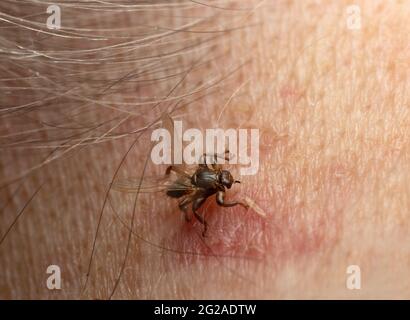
[112,114,249,236]
[165,150,249,236]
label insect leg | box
[216,191,249,209]
[200,152,220,170]
[178,196,193,222]
[198,153,210,169]
[192,196,208,236]
[200,150,232,170]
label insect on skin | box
[166,150,249,236]
[112,114,250,237]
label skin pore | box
[1,0,410,299]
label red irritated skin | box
[95,100,353,298]
[147,126,347,274]
[1,0,410,300]
[111,112,361,299]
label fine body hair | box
[1,0,410,299]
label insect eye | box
[219,171,234,188]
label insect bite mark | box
[164,189,270,267]
[163,155,350,273]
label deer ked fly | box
[112,114,249,236]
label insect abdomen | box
[166,189,188,198]
[166,179,191,198]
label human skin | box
[0,0,409,299]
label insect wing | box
[112,175,171,194]
[165,175,196,198]
[112,173,195,195]
[112,113,197,195]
